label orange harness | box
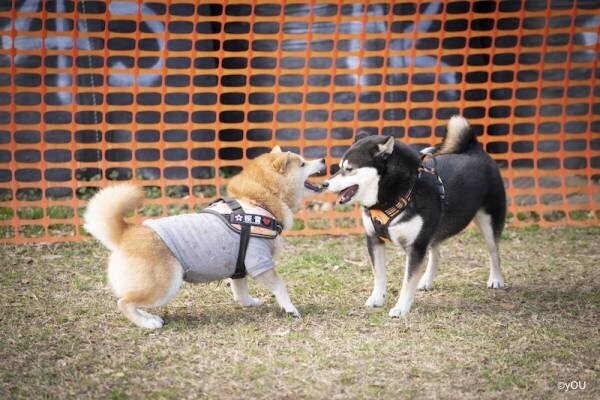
[366,154,445,241]
[366,190,414,242]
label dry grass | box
[1,226,598,399]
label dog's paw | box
[417,280,433,291]
[388,306,409,318]
[285,307,301,318]
[487,276,505,289]
[365,293,385,308]
[239,297,264,307]
[137,314,164,329]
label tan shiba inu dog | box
[84,146,325,328]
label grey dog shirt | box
[144,213,275,283]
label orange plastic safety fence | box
[0,0,598,244]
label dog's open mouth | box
[304,180,325,193]
[337,185,359,204]
[304,166,327,193]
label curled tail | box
[84,184,144,251]
[436,115,476,155]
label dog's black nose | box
[320,158,326,164]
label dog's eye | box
[300,162,305,167]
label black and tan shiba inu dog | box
[325,116,506,317]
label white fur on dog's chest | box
[388,214,423,247]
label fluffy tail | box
[84,184,144,251]
[437,115,476,155]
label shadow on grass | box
[415,284,598,320]
[160,304,295,330]
[153,284,597,333]
[157,300,343,331]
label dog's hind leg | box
[108,243,182,329]
[389,246,427,317]
[117,296,164,329]
[417,245,440,291]
[474,210,505,289]
[230,277,263,307]
[365,235,387,307]
[254,269,299,317]
[115,270,181,329]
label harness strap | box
[366,153,445,241]
[225,198,243,213]
[203,197,282,280]
[205,198,283,236]
[231,223,251,280]
[225,198,248,280]
[420,153,446,202]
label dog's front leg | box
[389,245,427,317]
[418,245,440,291]
[230,277,263,307]
[254,269,300,317]
[365,235,387,307]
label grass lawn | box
[1,226,598,399]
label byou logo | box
[557,380,586,392]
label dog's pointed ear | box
[375,136,395,158]
[271,145,282,154]
[272,152,291,174]
[354,130,370,143]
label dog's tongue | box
[338,185,358,204]
[304,180,325,193]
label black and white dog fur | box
[325,116,506,317]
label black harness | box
[366,153,446,241]
[199,198,283,280]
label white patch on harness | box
[387,214,423,247]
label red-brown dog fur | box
[84,147,324,328]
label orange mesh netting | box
[0,0,599,243]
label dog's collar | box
[366,153,445,241]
